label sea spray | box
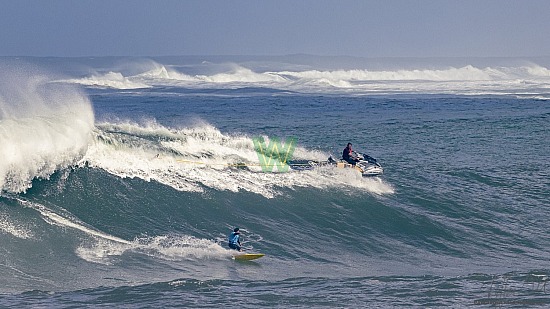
[0,64,94,193]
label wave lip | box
[0,67,95,193]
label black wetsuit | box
[343,147,357,164]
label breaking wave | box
[81,120,393,198]
[0,65,95,193]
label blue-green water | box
[0,57,549,307]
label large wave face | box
[0,64,95,193]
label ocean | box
[0,55,549,307]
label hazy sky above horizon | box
[1,0,549,58]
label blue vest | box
[228,232,240,244]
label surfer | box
[228,227,242,251]
[343,143,359,165]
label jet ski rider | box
[343,142,360,165]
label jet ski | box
[289,151,383,177]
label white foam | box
[0,70,95,193]
[0,213,33,239]
[82,120,394,198]
[75,234,231,265]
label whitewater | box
[0,56,549,307]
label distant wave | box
[0,66,95,193]
[59,60,550,97]
[273,64,550,95]
[136,62,194,81]
[277,65,495,81]
[61,71,150,89]
[81,120,393,198]
[197,65,286,83]
[62,62,286,89]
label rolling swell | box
[6,273,550,308]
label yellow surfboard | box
[234,253,265,261]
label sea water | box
[0,56,549,307]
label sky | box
[1,0,549,58]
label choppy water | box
[0,56,549,307]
